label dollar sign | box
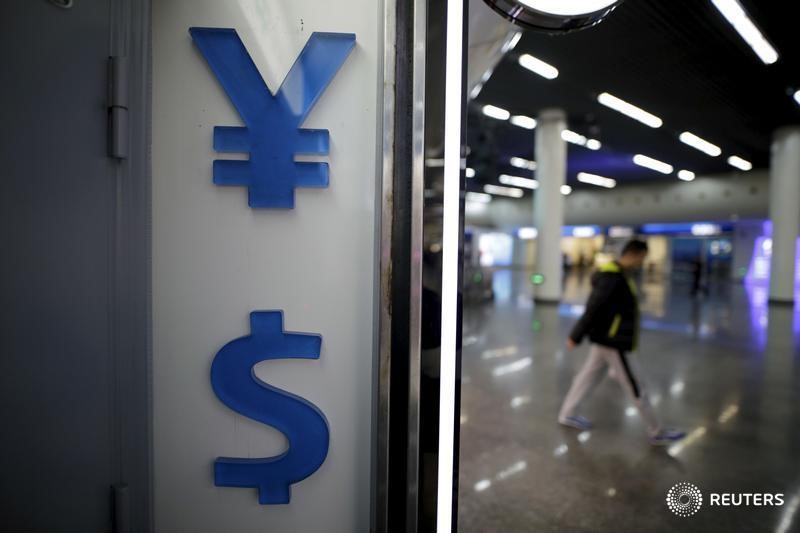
[210,310,329,504]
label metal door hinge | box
[111,483,131,533]
[108,56,128,159]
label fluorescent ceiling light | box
[465,167,476,178]
[795,90,800,106]
[597,92,663,128]
[466,191,491,203]
[510,115,537,129]
[518,54,559,80]
[485,184,525,197]
[727,155,752,171]
[519,0,618,17]
[679,131,721,157]
[711,0,779,65]
[577,172,616,188]
[501,31,522,53]
[482,104,510,120]
[517,227,538,239]
[633,154,673,174]
[561,130,601,150]
[576,173,615,189]
[509,157,537,170]
[678,170,696,181]
[560,184,572,195]
[561,129,587,145]
[499,174,538,189]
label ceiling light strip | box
[711,0,779,64]
[679,131,722,157]
[481,104,510,120]
[633,154,673,174]
[510,115,537,129]
[727,155,752,171]
[485,183,526,197]
[577,172,616,188]
[518,53,559,80]
[498,174,538,189]
[597,92,663,128]
[509,157,537,170]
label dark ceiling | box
[467,0,800,195]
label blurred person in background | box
[557,239,686,446]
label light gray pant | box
[559,343,661,436]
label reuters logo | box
[666,482,703,517]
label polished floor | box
[457,269,800,533]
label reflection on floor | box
[458,269,800,533]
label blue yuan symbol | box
[190,27,356,208]
[210,311,329,504]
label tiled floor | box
[457,269,800,533]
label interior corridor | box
[458,270,800,532]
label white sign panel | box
[152,1,381,531]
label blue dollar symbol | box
[210,311,329,504]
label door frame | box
[109,0,152,530]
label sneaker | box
[558,415,593,430]
[650,428,686,446]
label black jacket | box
[569,261,640,351]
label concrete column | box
[768,126,800,304]
[533,108,567,303]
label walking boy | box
[558,239,686,446]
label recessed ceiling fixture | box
[466,191,492,203]
[577,172,616,188]
[678,170,696,181]
[510,157,537,170]
[727,155,752,171]
[482,104,510,120]
[561,129,587,145]
[560,185,573,195]
[519,0,618,16]
[518,54,559,80]
[499,174,539,189]
[598,92,663,128]
[679,131,722,157]
[510,115,537,129]
[485,183,526,197]
[483,0,624,33]
[561,130,601,150]
[466,167,476,178]
[710,0,779,65]
[633,154,673,174]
